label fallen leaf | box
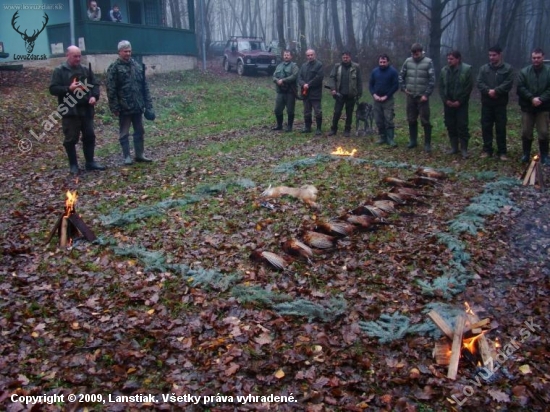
[274,368,285,379]
[518,364,532,374]
[487,389,510,403]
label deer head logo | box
[11,11,49,54]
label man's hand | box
[532,97,543,107]
[303,84,309,90]
[69,79,82,92]
[276,79,284,86]
[488,89,497,98]
[89,97,97,106]
[420,95,428,102]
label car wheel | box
[224,58,230,72]
[237,61,245,76]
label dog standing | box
[355,102,375,137]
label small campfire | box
[522,155,545,189]
[428,303,497,380]
[331,147,357,156]
[45,190,96,247]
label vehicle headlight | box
[246,58,252,64]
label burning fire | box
[463,333,483,353]
[331,147,357,156]
[464,302,474,315]
[65,190,78,216]
[533,155,540,161]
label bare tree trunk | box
[297,0,307,52]
[344,0,357,56]
[331,0,344,52]
[287,0,293,48]
[276,0,286,49]
[322,0,330,47]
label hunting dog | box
[355,102,375,137]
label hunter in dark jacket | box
[439,50,473,158]
[49,45,104,174]
[476,45,514,159]
[516,47,550,164]
[297,49,324,134]
[327,51,363,137]
[272,50,299,132]
[107,40,155,165]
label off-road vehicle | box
[223,36,277,76]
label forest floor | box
[0,66,549,412]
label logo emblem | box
[11,11,49,54]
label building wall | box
[8,54,197,74]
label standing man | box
[369,53,399,146]
[49,45,105,175]
[107,40,155,165]
[516,48,550,165]
[327,51,363,137]
[272,50,299,132]
[476,45,515,160]
[297,49,324,135]
[439,50,473,159]
[399,43,435,152]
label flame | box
[464,302,474,315]
[494,337,501,349]
[331,147,357,156]
[463,333,483,353]
[533,155,539,161]
[65,190,78,216]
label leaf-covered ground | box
[0,67,549,412]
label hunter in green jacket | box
[516,47,550,164]
[439,50,473,158]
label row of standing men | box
[272,43,550,165]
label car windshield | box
[238,41,266,52]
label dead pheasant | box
[314,220,355,237]
[261,184,318,207]
[341,214,386,230]
[382,177,416,188]
[407,176,439,187]
[281,238,313,261]
[415,167,447,179]
[374,192,407,205]
[250,250,289,270]
[350,204,388,218]
[302,231,337,249]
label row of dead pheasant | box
[251,167,446,270]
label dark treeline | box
[165,0,550,75]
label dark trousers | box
[521,111,549,142]
[303,99,322,121]
[373,97,395,134]
[274,92,296,116]
[481,104,507,155]
[444,103,470,146]
[331,95,355,132]
[406,95,431,127]
[62,111,95,147]
[119,113,145,147]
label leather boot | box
[301,116,312,133]
[423,125,432,153]
[377,129,387,144]
[315,116,323,136]
[272,114,283,131]
[539,140,549,165]
[386,128,397,147]
[83,142,106,171]
[285,114,294,132]
[64,144,79,175]
[521,139,532,163]
[407,123,418,148]
[134,138,153,162]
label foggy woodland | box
[167,0,550,73]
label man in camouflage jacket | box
[107,40,155,165]
[49,45,105,174]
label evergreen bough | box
[359,312,411,343]
[273,296,347,322]
[231,285,292,306]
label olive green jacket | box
[439,63,473,105]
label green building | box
[1,0,197,72]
